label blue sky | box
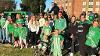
[44,0,53,12]
[15,0,22,10]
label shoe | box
[31,46,34,48]
[91,55,96,56]
[69,52,74,56]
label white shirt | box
[3,20,9,29]
[28,21,39,33]
[39,18,45,27]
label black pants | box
[77,36,87,56]
[30,32,38,45]
[9,33,14,44]
[86,46,98,55]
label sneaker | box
[91,55,96,56]
[31,46,34,48]
[69,53,74,56]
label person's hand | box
[70,34,74,38]
[91,45,96,48]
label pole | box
[40,5,42,13]
[86,0,89,19]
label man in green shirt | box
[0,14,6,43]
[85,19,100,56]
[18,23,28,49]
[7,19,14,44]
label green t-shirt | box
[54,18,67,31]
[42,26,51,35]
[14,27,19,38]
[7,23,14,34]
[16,19,24,24]
[79,20,92,25]
[18,27,28,39]
[0,18,6,28]
[50,35,64,52]
[40,26,51,40]
[85,26,100,47]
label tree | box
[21,0,46,14]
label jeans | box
[0,28,6,42]
[2,28,10,42]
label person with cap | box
[85,19,100,56]
[18,22,28,49]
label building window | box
[96,2,100,8]
[88,0,93,8]
[89,0,93,2]
[68,3,71,6]
[89,2,93,5]
[83,2,86,8]
[83,2,86,5]
[89,5,93,8]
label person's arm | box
[49,7,54,13]
[36,21,40,34]
[60,35,64,46]
[3,20,9,29]
[28,21,31,29]
[63,18,67,30]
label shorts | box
[19,37,26,45]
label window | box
[96,2,100,8]
[89,2,93,5]
[83,2,86,8]
[89,5,93,8]
[68,3,71,6]
[88,0,93,8]
[83,2,86,5]
[89,0,93,2]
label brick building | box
[54,0,100,17]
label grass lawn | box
[0,44,33,56]
[0,43,81,56]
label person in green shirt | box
[50,29,64,56]
[18,23,28,49]
[40,21,52,41]
[85,19,100,56]
[13,23,20,48]
[54,12,67,33]
[7,17,14,44]
[15,14,24,24]
[0,15,6,42]
[38,21,51,50]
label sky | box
[15,0,22,10]
[44,0,53,12]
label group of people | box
[0,2,100,56]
